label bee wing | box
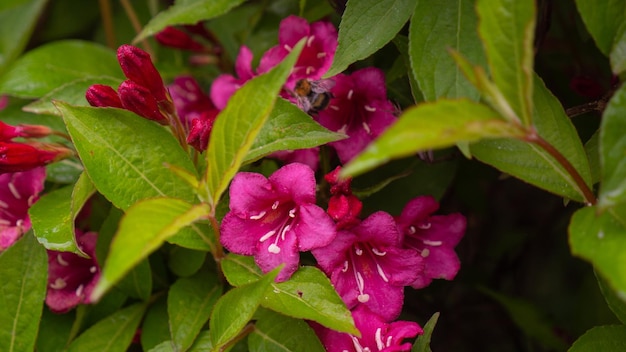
[310,78,335,93]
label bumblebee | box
[293,78,335,114]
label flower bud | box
[0,121,21,141]
[1,121,53,141]
[86,84,123,108]
[0,142,73,174]
[118,80,169,125]
[186,111,218,152]
[156,27,205,52]
[117,45,167,101]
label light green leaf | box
[0,233,47,352]
[57,104,198,210]
[0,40,121,98]
[574,0,626,56]
[0,0,47,76]
[596,272,626,325]
[570,206,626,297]
[168,269,222,351]
[92,198,211,301]
[205,40,303,206]
[477,0,535,125]
[136,0,246,42]
[248,309,325,352]
[29,172,95,253]
[36,308,74,352]
[599,84,626,209]
[568,325,626,352]
[67,303,147,352]
[412,312,439,352]
[610,23,626,74]
[244,98,346,163]
[342,99,522,178]
[409,0,485,101]
[222,253,263,286]
[325,0,418,77]
[188,331,213,352]
[115,259,152,301]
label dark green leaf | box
[596,272,626,325]
[57,104,198,210]
[409,0,485,101]
[136,0,246,42]
[0,0,47,76]
[392,35,424,104]
[248,309,325,352]
[611,24,626,74]
[36,308,74,352]
[168,268,222,351]
[0,40,121,98]
[167,246,206,277]
[244,98,346,164]
[141,296,170,351]
[209,268,280,350]
[325,0,418,77]
[115,258,152,301]
[67,303,147,352]
[30,172,95,253]
[188,331,213,352]
[569,206,626,296]
[568,325,626,352]
[574,0,626,56]
[599,84,626,208]
[92,198,210,301]
[477,0,535,125]
[222,253,263,286]
[205,40,304,206]
[0,233,47,352]
[412,312,439,352]
[342,99,522,178]
[585,130,601,186]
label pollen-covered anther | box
[75,284,84,297]
[423,239,443,246]
[288,208,297,218]
[50,278,67,290]
[364,104,376,112]
[8,182,20,199]
[408,225,417,234]
[306,35,315,47]
[249,211,266,220]
[418,222,432,230]
[272,201,280,210]
[57,254,69,266]
[421,248,430,257]
[268,243,281,254]
[89,266,97,273]
[372,248,386,256]
[356,272,370,303]
[306,66,315,75]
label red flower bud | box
[0,142,73,174]
[117,45,167,101]
[156,27,205,52]
[186,110,218,152]
[324,166,353,195]
[0,122,52,141]
[327,193,362,229]
[0,121,21,141]
[86,84,123,108]
[118,80,169,125]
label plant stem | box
[98,0,116,49]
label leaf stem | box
[98,0,116,49]
[525,129,596,205]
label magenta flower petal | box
[270,148,320,171]
[210,45,256,109]
[267,162,316,204]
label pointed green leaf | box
[412,312,439,352]
[341,99,523,178]
[0,40,121,98]
[574,0,626,56]
[248,309,325,352]
[58,104,198,210]
[115,258,152,301]
[168,269,223,351]
[0,234,47,352]
[244,98,346,164]
[409,0,485,101]
[205,40,303,206]
[209,268,279,350]
[36,308,74,352]
[477,0,535,125]
[471,75,593,202]
[29,172,95,253]
[141,297,170,351]
[188,331,213,352]
[135,0,246,42]
[596,272,626,325]
[599,84,626,209]
[0,0,48,76]
[92,198,211,301]
[67,303,147,352]
[167,246,206,277]
[568,325,626,352]
[325,0,418,77]
[222,253,263,286]
[569,206,626,296]
[610,23,626,75]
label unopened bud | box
[118,80,169,125]
[86,84,123,108]
[156,27,205,52]
[0,122,52,141]
[0,141,73,174]
[117,45,167,101]
[186,111,218,152]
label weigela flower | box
[0,167,45,251]
[210,45,256,110]
[270,148,320,171]
[312,212,423,321]
[46,230,100,313]
[220,163,336,281]
[0,141,73,174]
[85,84,123,108]
[396,195,466,289]
[316,67,397,163]
[312,305,422,352]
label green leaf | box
[341,99,522,178]
[596,272,626,325]
[222,253,263,286]
[57,104,198,210]
[0,40,121,98]
[471,75,593,202]
[392,35,424,104]
[0,0,48,76]
[168,268,223,351]
[412,312,439,352]
[610,23,626,75]
[568,325,626,352]
[115,258,152,301]
[574,0,626,56]
[244,98,346,163]
[408,0,486,101]
[92,197,211,301]
[599,84,626,209]
[135,0,246,42]
[67,303,147,352]
[36,308,74,352]
[167,246,206,277]
[0,233,47,352]
[476,0,535,125]
[325,0,418,77]
[248,309,325,352]
[29,172,95,253]
[205,40,304,206]
[188,330,213,352]
[569,206,626,296]
[209,268,280,350]
[141,297,171,351]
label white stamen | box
[57,254,70,266]
[249,211,266,220]
[338,125,348,134]
[356,272,365,291]
[268,243,281,254]
[386,336,393,347]
[288,208,297,218]
[372,248,386,256]
[280,224,290,240]
[342,260,349,272]
[272,201,280,210]
[90,266,97,273]
[317,52,326,58]
[364,105,377,112]
[0,200,8,209]
[75,284,84,297]
[362,122,371,134]
[15,219,23,228]
[306,66,314,75]
[355,247,363,256]
[347,89,354,100]
[408,226,416,234]
[330,105,340,111]
[423,239,442,246]
[418,222,432,230]
[259,230,277,242]
[8,182,20,199]
[351,336,365,352]
[375,328,385,350]
[27,195,36,207]
[306,35,315,47]
[376,263,389,282]
[283,44,293,52]
[50,278,67,289]
[421,248,430,257]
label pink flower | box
[312,305,422,352]
[0,167,46,251]
[46,230,101,313]
[396,196,466,289]
[316,68,397,163]
[220,163,336,281]
[312,212,423,321]
[210,45,256,110]
[270,148,320,171]
[325,166,362,229]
